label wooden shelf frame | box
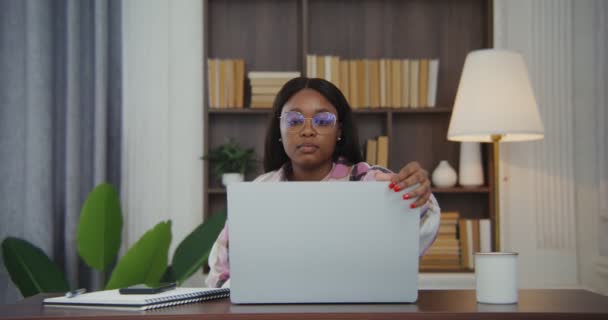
[202,0,496,259]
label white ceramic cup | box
[474,252,519,304]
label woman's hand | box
[376,162,431,208]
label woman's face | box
[279,89,342,170]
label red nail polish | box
[393,186,400,192]
[410,203,416,209]
[388,183,395,189]
[403,193,410,199]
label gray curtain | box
[0,0,121,304]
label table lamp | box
[447,49,544,251]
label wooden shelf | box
[209,107,452,115]
[419,268,474,273]
[209,188,226,195]
[431,186,490,193]
[203,0,495,259]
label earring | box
[338,137,342,141]
[279,138,282,142]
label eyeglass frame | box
[278,111,339,134]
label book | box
[376,136,389,168]
[419,59,429,107]
[427,59,439,107]
[365,139,377,165]
[43,287,230,311]
[479,218,492,252]
[409,60,419,108]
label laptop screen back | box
[227,181,420,304]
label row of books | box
[364,136,389,168]
[420,214,493,271]
[207,59,245,108]
[249,71,301,108]
[306,54,439,109]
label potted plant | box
[203,139,256,186]
[1,183,227,297]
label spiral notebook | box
[43,287,230,311]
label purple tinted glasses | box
[279,111,337,133]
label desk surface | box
[1,289,607,320]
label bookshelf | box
[203,0,493,272]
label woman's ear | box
[337,123,343,141]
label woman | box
[206,77,440,288]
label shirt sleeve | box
[418,194,440,256]
[205,223,230,288]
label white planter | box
[459,142,484,187]
[431,160,458,188]
[222,173,244,186]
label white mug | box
[474,252,519,304]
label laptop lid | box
[227,181,420,304]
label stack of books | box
[249,71,301,108]
[420,211,461,271]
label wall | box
[495,0,607,293]
[572,0,608,294]
[121,0,205,285]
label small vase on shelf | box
[431,160,458,188]
[459,142,484,187]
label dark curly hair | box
[264,77,363,172]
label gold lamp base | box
[491,134,503,252]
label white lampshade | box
[447,49,544,142]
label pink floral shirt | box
[205,159,441,288]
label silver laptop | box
[227,181,420,304]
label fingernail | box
[410,203,416,208]
[388,182,395,189]
[393,185,400,192]
[403,193,410,200]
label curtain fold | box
[0,0,122,304]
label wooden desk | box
[1,289,607,320]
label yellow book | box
[409,60,419,108]
[235,59,245,108]
[379,59,387,108]
[459,219,470,269]
[331,56,340,88]
[366,139,377,165]
[207,59,217,108]
[357,60,365,108]
[385,59,392,108]
[419,59,429,107]
[226,59,234,108]
[340,60,350,103]
[251,86,282,95]
[349,60,358,108]
[376,136,389,168]
[369,60,380,108]
[391,59,402,108]
[218,59,227,108]
[317,55,326,80]
[401,59,410,108]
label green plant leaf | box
[77,183,123,272]
[1,237,69,297]
[203,139,256,176]
[171,211,227,285]
[105,221,172,290]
